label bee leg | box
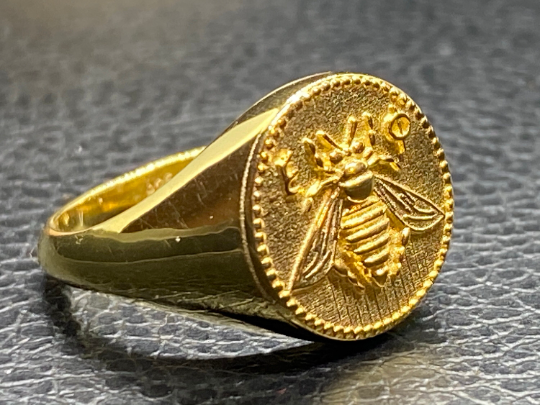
[370,266,389,288]
[369,154,400,171]
[386,228,410,279]
[401,227,411,246]
[395,227,411,272]
[334,257,348,273]
[334,256,366,289]
[302,197,313,213]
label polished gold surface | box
[39,72,453,341]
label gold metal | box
[39,72,453,341]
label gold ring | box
[39,72,454,341]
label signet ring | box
[39,72,454,341]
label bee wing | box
[373,176,444,232]
[292,188,342,290]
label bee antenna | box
[345,117,358,149]
[303,138,325,168]
[317,131,344,151]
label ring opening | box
[48,147,204,234]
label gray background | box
[1,0,540,404]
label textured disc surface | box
[249,73,453,340]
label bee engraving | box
[288,112,444,290]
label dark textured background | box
[1,0,540,404]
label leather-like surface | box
[1,0,540,403]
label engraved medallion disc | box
[247,73,453,340]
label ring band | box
[39,72,453,341]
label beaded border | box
[251,73,454,340]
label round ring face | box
[248,73,453,340]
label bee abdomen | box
[362,247,390,266]
[339,198,401,284]
[353,232,390,255]
[344,215,389,243]
[341,203,386,229]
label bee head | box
[304,136,369,174]
[343,161,368,178]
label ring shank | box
[39,145,281,320]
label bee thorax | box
[340,171,373,201]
